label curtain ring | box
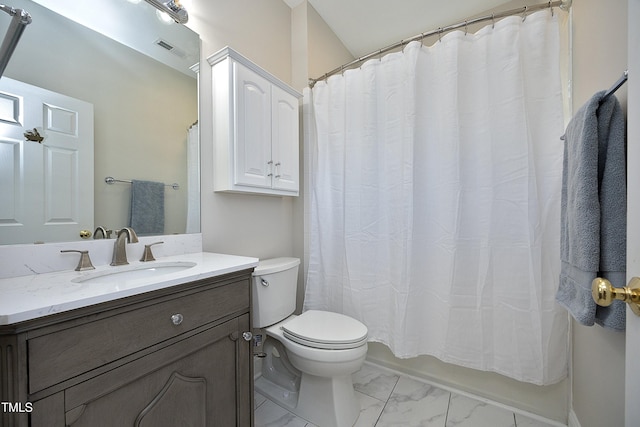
[438,27,443,42]
[522,6,527,22]
[549,1,554,16]
[464,21,468,35]
[491,14,495,29]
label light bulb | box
[156,9,173,24]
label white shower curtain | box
[186,123,200,234]
[304,10,568,385]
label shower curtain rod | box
[309,0,571,87]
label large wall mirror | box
[0,0,199,245]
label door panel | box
[233,63,272,188]
[271,85,299,192]
[627,1,640,425]
[0,77,93,244]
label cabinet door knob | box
[171,313,184,325]
[242,331,253,341]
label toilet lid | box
[281,310,368,350]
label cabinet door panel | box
[233,63,272,188]
[271,85,299,193]
[62,318,246,427]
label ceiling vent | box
[154,38,187,58]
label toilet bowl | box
[252,258,368,427]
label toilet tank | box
[252,257,300,328]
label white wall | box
[186,0,296,260]
[570,1,627,427]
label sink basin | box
[72,262,197,285]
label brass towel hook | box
[592,277,640,316]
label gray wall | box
[570,1,627,426]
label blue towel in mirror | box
[129,180,165,236]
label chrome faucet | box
[111,227,139,266]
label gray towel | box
[129,180,165,236]
[555,91,626,331]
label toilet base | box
[255,315,366,427]
[255,375,299,411]
[255,372,360,427]
[297,372,360,427]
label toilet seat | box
[281,310,368,350]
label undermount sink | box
[72,261,197,285]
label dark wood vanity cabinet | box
[0,269,254,427]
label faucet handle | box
[140,241,164,262]
[61,250,95,271]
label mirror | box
[0,0,199,245]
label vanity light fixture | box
[0,4,31,78]
[143,0,188,24]
[155,9,174,24]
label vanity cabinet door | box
[271,84,299,193]
[58,314,252,427]
[233,62,272,189]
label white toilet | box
[252,257,368,427]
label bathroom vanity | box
[0,252,258,426]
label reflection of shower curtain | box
[304,11,567,385]
[186,123,200,234]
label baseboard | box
[568,409,581,427]
[362,359,568,426]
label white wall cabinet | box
[208,47,301,196]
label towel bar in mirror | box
[592,277,640,316]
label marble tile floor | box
[254,362,563,427]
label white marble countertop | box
[0,252,258,325]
